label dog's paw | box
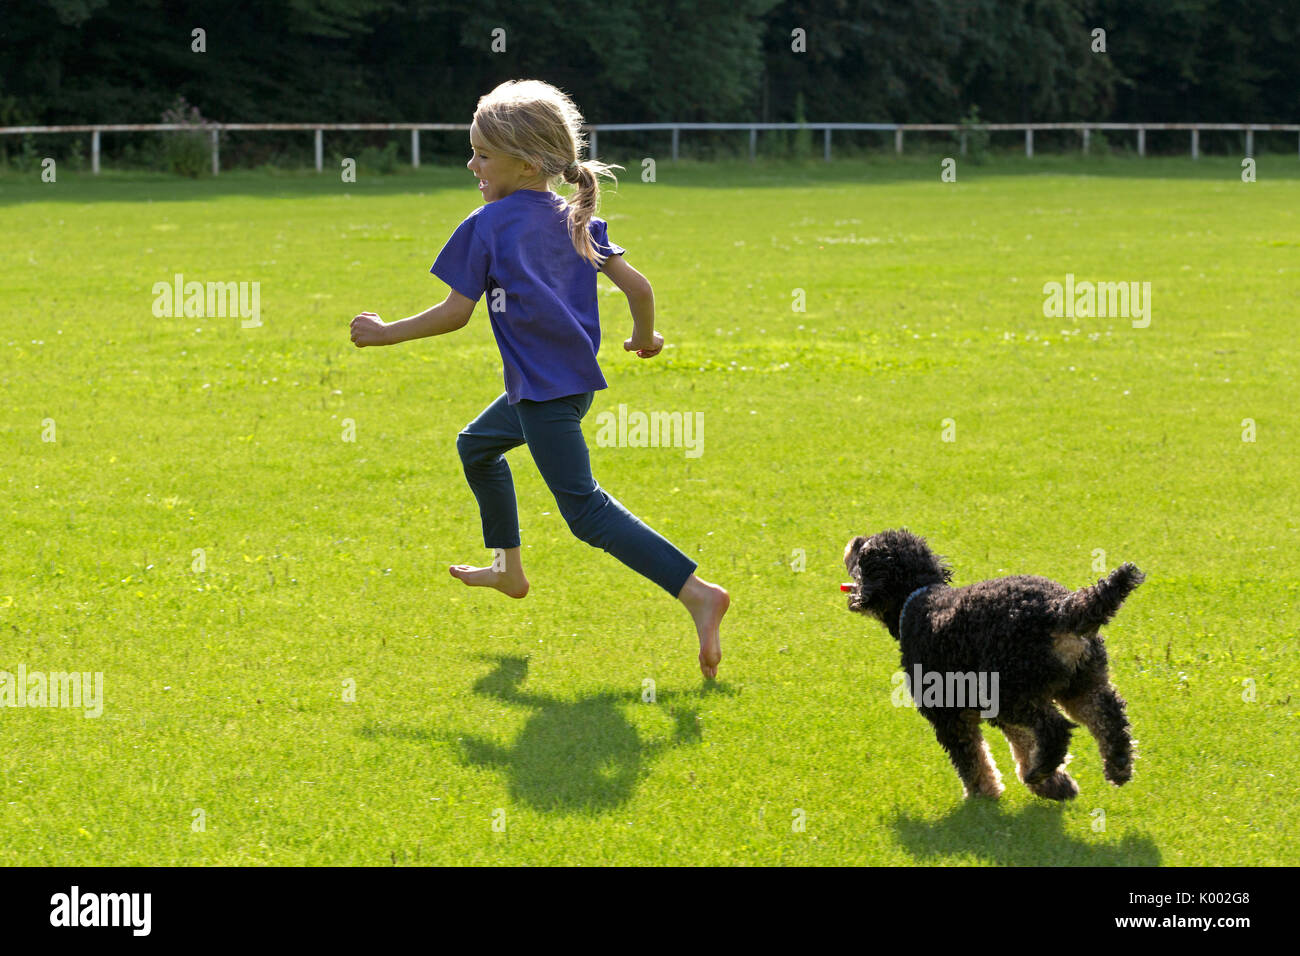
[1105,764,1132,786]
[1104,745,1134,785]
[1024,770,1076,801]
[1028,771,1079,801]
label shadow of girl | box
[454,654,722,815]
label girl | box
[349,80,728,678]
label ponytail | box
[560,159,621,268]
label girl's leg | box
[517,394,729,677]
[450,394,530,597]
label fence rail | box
[2,122,1297,174]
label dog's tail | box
[1055,563,1145,633]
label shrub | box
[955,106,990,164]
[161,95,212,177]
[66,137,86,171]
[358,140,399,174]
[15,134,39,172]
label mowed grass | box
[1,154,1297,865]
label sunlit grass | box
[1,155,1296,864]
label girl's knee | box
[561,495,609,544]
[456,430,481,465]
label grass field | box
[2,154,1297,865]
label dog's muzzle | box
[842,539,865,610]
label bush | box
[955,106,990,164]
[165,132,209,177]
[358,140,399,174]
[119,136,166,170]
[14,134,39,173]
[161,95,212,177]
[66,136,86,171]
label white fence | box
[2,121,1297,174]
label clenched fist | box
[350,312,390,348]
[624,330,664,358]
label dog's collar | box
[898,585,934,635]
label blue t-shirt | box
[430,188,626,404]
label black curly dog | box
[844,529,1142,801]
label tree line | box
[1,0,1295,163]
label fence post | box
[315,128,323,172]
[92,129,100,175]
[411,128,419,168]
[749,127,757,162]
[823,127,831,162]
[671,127,679,161]
[1137,127,1145,156]
[895,128,903,154]
[211,127,219,175]
[1082,127,1089,154]
[1245,127,1254,158]
[1191,128,1199,159]
[1025,128,1033,158]
[590,128,597,160]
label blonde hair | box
[471,79,623,267]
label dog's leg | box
[998,721,1079,801]
[1059,683,1134,786]
[1022,707,1076,792]
[998,721,1036,781]
[930,710,1004,800]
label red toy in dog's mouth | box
[840,583,855,592]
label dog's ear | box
[849,538,870,575]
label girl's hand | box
[624,330,664,358]
[350,312,390,347]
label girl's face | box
[467,131,542,202]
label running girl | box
[349,80,728,678]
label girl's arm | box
[600,254,663,358]
[350,291,477,347]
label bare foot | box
[678,575,729,679]
[449,548,529,598]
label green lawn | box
[1,154,1297,865]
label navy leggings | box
[456,391,698,597]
